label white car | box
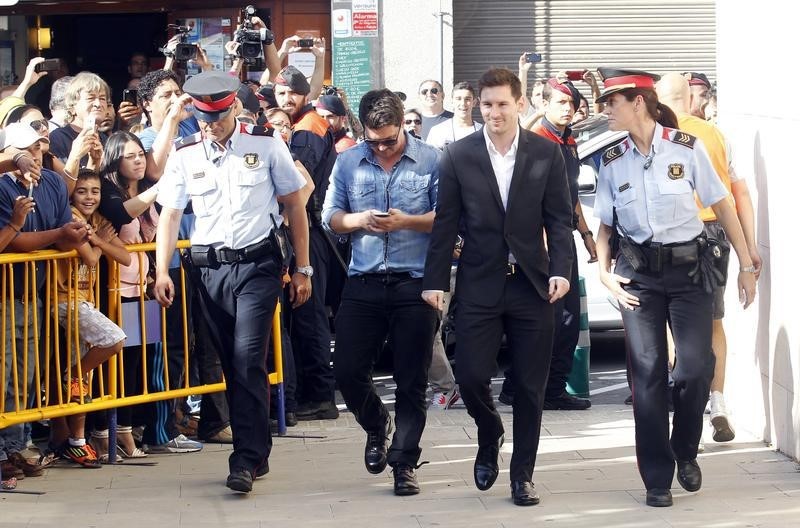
[572,116,627,331]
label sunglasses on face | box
[363,128,402,148]
[28,119,49,132]
[420,87,439,96]
[404,119,422,125]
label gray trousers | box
[428,267,457,392]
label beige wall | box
[718,2,800,458]
[382,0,453,110]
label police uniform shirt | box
[157,123,305,249]
[594,123,728,245]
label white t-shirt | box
[425,118,482,150]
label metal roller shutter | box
[454,0,716,97]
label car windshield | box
[572,115,611,145]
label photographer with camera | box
[161,29,215,75]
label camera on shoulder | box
[161,24,197,61]
[234,5,275,63]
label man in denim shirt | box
[322,89,439,497]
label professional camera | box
[322,85,339,96]
[234,5,274,63]
[161,24,197,61]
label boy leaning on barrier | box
[53,168,130,467]
[0,123,90,482]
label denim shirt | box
[322,133,440,277]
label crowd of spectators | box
[0,32,724,493]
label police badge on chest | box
[668,163,684,180]
[244,153,259,169]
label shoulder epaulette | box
[670,130,697,149]
[602,142,627,166]
[239,122,275,137]
[174,131,202,151]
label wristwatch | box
[740,265,756,273]
[295,265,314,277]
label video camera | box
[234,5,274,64]
[162,24,197,61]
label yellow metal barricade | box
[0,241,286,432]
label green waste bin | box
[566,276,591,398]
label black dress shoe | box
[645,488,673,507]
[498,391,514,406]
[365,417,393,474]
[474,435,503,491]
[296,400,340,421]
[510,480,540,506]
[226,468,253,493]
[543,391,591,410]
[392,464,420,496]
[255,460,269,479]
[676,459,702,492]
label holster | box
[189,245,220,270]
[618,238,647,272]
[688,234,729,293]
[269,222,294,269]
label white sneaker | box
[709,391,735,442]
[430,388,460,410]
[144,434,203,454]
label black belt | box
[635,239,699,272]
[215,238,275,264]
[191,238,276,268]
[357,272,416,283]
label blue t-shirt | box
[0,168,71,293]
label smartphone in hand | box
[122,89,138,105]
[34,59,61,73]
[525,52,542,63]
[373,211,390,217]
[565,69,588,81]
[297,38,314,48]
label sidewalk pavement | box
[3,404,800,528]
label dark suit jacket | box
[423,127,574,307]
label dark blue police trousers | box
[617,252,715,491]
[195,255,282,474]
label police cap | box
[682,71,711,89]
[315,95,347,117]
[274,65,310,95]
[183,71,240,122]
[596,68,661,103]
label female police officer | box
[592,69,756,508]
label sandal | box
[1,477,18,490]
[117,445,148,459]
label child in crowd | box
[55,168,130,466]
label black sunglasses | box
[363,127,402,148]
[404,119,421,125]
[28,119,49,132]
[420,87,439,96]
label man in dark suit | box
[422,67,574,506]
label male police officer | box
[154,71,311,494]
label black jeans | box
[333,274,437,467]
[195,256,282,473]
[289,227,337,404]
